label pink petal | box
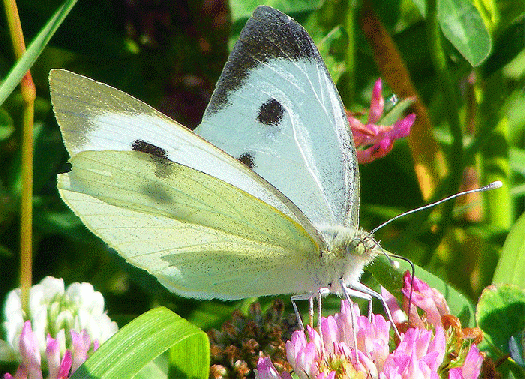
[334,301,359,348]
[306,325,323,355]
[412,329,432,359]
[45,335,60,379]
[256,357,283,379]
[381,287,406,325]
[58,350,72,378]
[359,314,390,368]
[352,349,378,375]
[354,137,387,163]
[348,117,376,146]
[317,371,336,379]
[368,78,384,124]
[428,327,446,368]
[392,114,415,139]
[402,273,450,327]
[449,368,463,379]
[296,342,318,377]
[320,316,338,354]
[351,110,414,164]
[71,330,91,372]
[286,330,307,367]
[459,345,484,379]
[19,321,42,379]
[4,366,27,379]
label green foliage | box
[493,211,525,287]
[71,307,209,379]
[477,285,525,377]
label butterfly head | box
[316,226,382,294]
[322,226,381,259]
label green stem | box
[3,0,35,315]
[343,0,355,101]
[423,0,465,263]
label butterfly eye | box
[257,98,285,126]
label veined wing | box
[58,150,322,299]
[196,6,360,229]
[50,69,322,242]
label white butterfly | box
[50,6,385,307]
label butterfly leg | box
[291,288,329,331]
[316,290,325,349]
[309,296,314,326]
[291,292,319,330]
[291,297,305,330]
[343,280,401,339]
[367,297,373,319]
[338,285,360,352]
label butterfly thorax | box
[314,226,381,295]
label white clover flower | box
[2,276,118,360]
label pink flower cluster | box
[4,321,98,379]
[257,274,484,379]
[349,78,414,164]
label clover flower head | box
[348,78,414,164]
[257,274,485,379]
[2,277,118,378]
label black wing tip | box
[252,6,291,23]
[205,6,321,115]
[242,6,318,61]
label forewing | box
[50,69,321,241]
[196,6,360,228]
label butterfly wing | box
[196,6,360,229]
[58,150,322,299]
[50,69,320,241]
[50,69,331,299]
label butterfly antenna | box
[370,181,502,235]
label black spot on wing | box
[205,6,322,114]
[257,98,284,126]
[132,139,173,178]
[238,152,256,169]
[132,139,168,159]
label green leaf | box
[411,0,491,66]
[477,285,525,355]
[476,285,525,377]
[317,26,348,84]
[71,307,209,379]
[0,0,78,105]
[493,212,525,288]
[0,109,14,141]
[410,0,426,16]
[437,0,492,66]
[510,148,525,176]
[379,97,416,126]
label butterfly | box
[50,6,386,309]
